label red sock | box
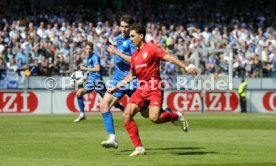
[124,120,142,147]
[160,112,179,123]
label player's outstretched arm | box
[107,45,131,63]
[108,69,135,94]
[80,64,100,72]
[163,54,198,75]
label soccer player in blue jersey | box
[100,15,137,148]
[74,42,124,122]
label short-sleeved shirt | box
[113,34,136,82]
[83,53,106,94]
[84,53,103,82]
[110,34,137,99]
[130,43,167,91]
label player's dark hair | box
[130,23,146,38]
[120,15,134,25]
[86,42,93,48]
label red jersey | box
[130,43,167,90]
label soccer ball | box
[70,71,85,87]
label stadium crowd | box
[0,0,275,81]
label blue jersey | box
[83,53,103,82]
[113,34,136,81]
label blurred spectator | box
[272,60,276,78]
[15,58,26,82]
[29,59,39,76]
[6,58,18,72]
[58,56,70,76]
[15,48,26,64]
[0,55,6,74]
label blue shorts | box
[113,88,135,99]
[110,80,137,99]
[84,80,106,97]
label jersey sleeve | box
[82,59,88,67]
[91,54,100,66]
[153,45,167,59]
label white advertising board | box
[250,91,276,113]
[52,91,129,114]
[0,91,51,114]
[1,90,275,114]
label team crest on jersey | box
[123,41,127,46]
[143,52,148,59]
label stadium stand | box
[0,0,275,82]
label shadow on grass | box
[120,147,204,152]
[173,151,218,155]
[147,147,205,151]
[118,147,221,156]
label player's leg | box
[74,88,87,123]
[112,89,136,112]
[140,107,171,119]
[99,89,125,111]
[145,90,177,124]
[147,90,189,131]
[124,89,147,156]
[145,106,188,131]
[98,83,129,148]
[103,80,128,112]
[151,107,189,132]
[74,81,95,123]
[99,83,125,112]
[146,106,177,123]
[100,92,121,148]
[123,103,146,156]
[113,101,125,112]
[126,89,152,119]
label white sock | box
[109,134,116,141]
[136,146,144,150]
[80,112,85,117]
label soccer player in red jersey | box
[108,23,198,156]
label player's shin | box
[124,120,142,147]
[74,95,86,123]
[102,112,115,139]
[77,96,85,114]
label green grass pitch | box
[0,113,276,166]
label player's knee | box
[122,112,132,122]
[149,116,159,123]
[76,92,82,97]
[76,89,85,97]
[100,101,109,112]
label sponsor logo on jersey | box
[143,52,148,59]
[135,63,147,69]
